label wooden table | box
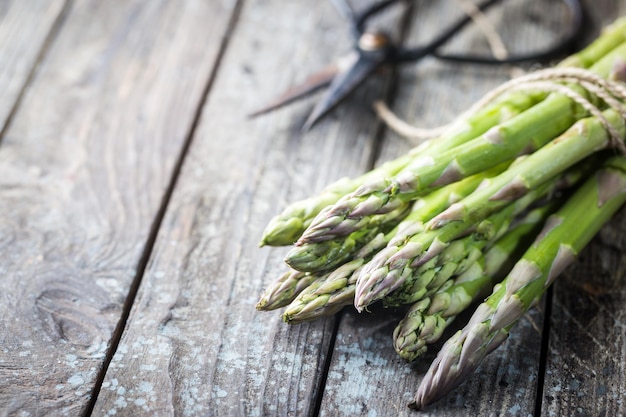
[1,0,625,416]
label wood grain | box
[0,0,236,414]
[541,213,626,417]
[90,0,399,415]
[0,0,67,132]
[319,305,545,417]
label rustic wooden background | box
[1,0,625,416]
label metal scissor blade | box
[302,50,386,130]
[248,63,340,118]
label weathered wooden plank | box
[0,0,66,132]
[539,4,626,417]
[541,213,626,417]
[91,0,395,415]
[0,0,236,414]
[321,0,581,415]
[319,305,545,417]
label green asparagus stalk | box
[284,164,508,273]
[353,107,625,311]
[260,152,418,246]
[427,108,625,231]
[558,16,626,69]
[380,237,485,308]
[282,258,365,324]
[283,202,412,273]
[297,42,626,245]
[280,173,488,322]
[393,202,557,361]
[355,169,561,311]
[283,231,398,323]
[411,155,626,410]
[256,269,318,311]
[392,293,455,362]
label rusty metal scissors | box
[250,0,584,130]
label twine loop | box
[377,66,626,157]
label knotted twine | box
[377,65,626,157]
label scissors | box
[249,0,584,130]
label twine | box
[378,66,626,156]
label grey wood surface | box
[91,1,391,414]
[0,0,237,414]
[0,0,67,134]
[541,209,626,417]
[1,0,626,416]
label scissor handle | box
[348,0,584,66]
[392,0,503,62]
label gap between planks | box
[0,0,72,146]
[82,1,246,415]
[533,286,554,417]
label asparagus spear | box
[355,169,559,311]
[558,16,626,69]
[283,202,412,273]
[283,231,400,323]
[297,42,626,245]
[282,258,365,324]
[260,153,418,246]
[280,168,508,322]
[380,236,485,308]
[392,297,453,362]
[284,163,509,273]
[256,269,318,311]
[393,202,557,361]
[411,155,626,410]
[353,106,625,311]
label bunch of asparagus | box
[257,16,626,410]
